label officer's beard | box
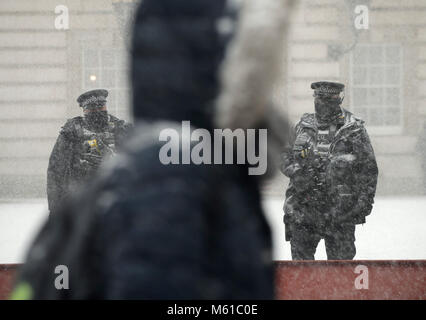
[314,99,342,127]
[84,110,109,131]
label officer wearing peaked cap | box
[281,81,378,260]
[47,89,133,214]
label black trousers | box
[289,223,356,260]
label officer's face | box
[83,105,109,130]
[314,95,341,119]
[83,105,107,114]
[314,95,340,105]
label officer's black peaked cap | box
[311,81,345,95]
[77,89,108,108]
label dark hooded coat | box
[12,0,274,299]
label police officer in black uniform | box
[281,81,378,260]
[47,89,132,213]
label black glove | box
[78,153,103,176]
[292,169,312,192]
[81,153,103,167]
[330,200,367,225]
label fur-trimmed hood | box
[131,0,293,178]
[131,0,293,130]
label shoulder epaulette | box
[299,113,315,125]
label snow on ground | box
[0,199,48,264]
[0,197,425,263]
[263,196,426,260]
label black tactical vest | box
[73,115,119,176]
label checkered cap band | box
[80,95,107,108]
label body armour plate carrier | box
[75,115,118,174]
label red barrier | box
[1,261,425,299]
[275,260,426,300]
[0,264,19,300]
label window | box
[82,47,131,120]
[350,44,403,134]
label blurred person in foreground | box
[47,89,132,214]
[12,0,291,299]
[281,81,378,260]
